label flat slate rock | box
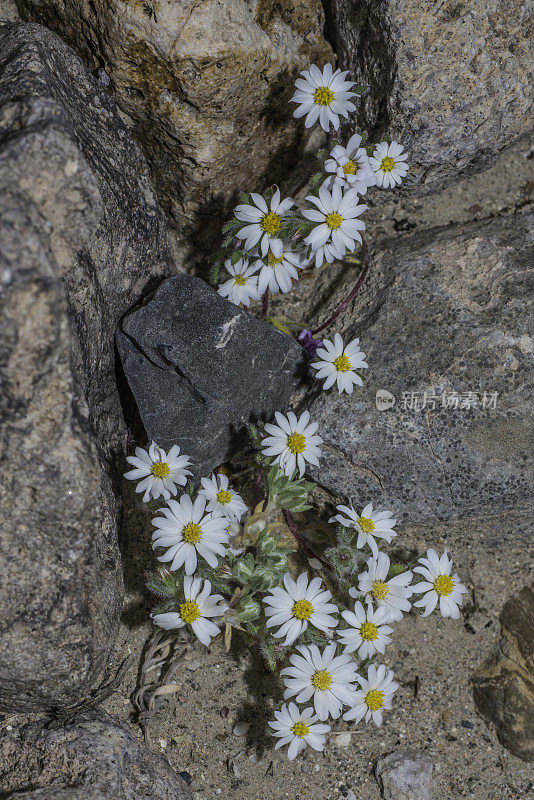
[116,274,304,475]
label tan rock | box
[17,0,332,247]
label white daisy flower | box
[233,187,294,258]
[323,134,377,195]
[152,575,228,646]
[151,494,228,575]
[252,246,307,295]
[329,501,396,557]
[280,643,359,721]
[343,664,399,727]
[369,141,409,188]
[302,184,367,269]
[351,552,413,623]
[217,257,260,307]
[198,472,248,522]
[338,600,393,660]
[263,572,339,647]
[269,702,330,760]
[124,440,192,503]
[311,333,368,395]
[290,63,357,132]
[413,548,468,619]
[261,410,323,478]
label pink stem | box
[311,241,370,336]
[262,288,269,317]
[283,509,328,568]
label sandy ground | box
[2,138,532,799]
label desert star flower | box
[281,643,359,721]
[253,246,307,295]
[217,257,260,307]
[262,410,323,477]
[413,548,468,619]
[323,134,377,195]
[269,703,330,760]
[152,575,228,646]
[124,440,192,503]
[330,501,396,557]
[198,472,248,522]
[369,141,409,188]
[311,333,368,394]
[233,187,294,258]
[290,63,357,132]
[352,552,413,623]
[338,600,393,660]
[302,184,367,269]
[263,572,338,646]
[343,664,398,727]
[151,494,228,575]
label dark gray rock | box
[116,274,304,475]
[308,209,534,532]
[375,750,437,800]
[328,0,533,196]
[473,583,534,762]
[0,709,192,799]
[0,22,176,710]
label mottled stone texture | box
[327,0,533,194]
[116,274,304,476]
[473,584,534,762]
[16,0,332,246]
[307,209,533,530]
[375,750,438,800]
[0,709,192,799]
[0,22,175,710]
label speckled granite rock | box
[0,0,18,20]
[0,709,192,799]
[328,0,533,195]
[307,209,533,530]
[0,23,175,710]
[116,274,304,475]
[473,583,534,762]
[375,750,438,799]
[16,0,332,246]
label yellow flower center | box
[311,669,332,691]
[313,86,334,106]
[358,517,375,534]
[151,461,170,478]
[287,432,306,454]
[343,159,358,175]
[365,689,384,711]
[234,274,247,286]
[291,721,310,738]
[260,211,282,235]
[380,156,396,172]
[267,250,284,265]
[371,580,389,601]
[292,599,314,620]
[333,353,351,373]
[360,621,379,641]
[434,574,454,596]
[182,523,203,544]
[325,212,343,230]
[179,600,201,623]
[216,489,232,505]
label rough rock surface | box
[307,209,533,530]
[0,22,175,710]
[116,274,304,475]
[0,709,192,799]
[375,750,437,800]
[327,0,533,195]
[473,583,534,762]
[16,0,332,246]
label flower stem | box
[283,509,328,568]
[311,240,370,336]
[262,288,270,317]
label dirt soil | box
[4,136,533,800]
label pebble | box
[461,720,475,729]
[333,732,352,747]
[232,722,250,737]
[301,762,312,773]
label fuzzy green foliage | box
[266,465,314,513]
